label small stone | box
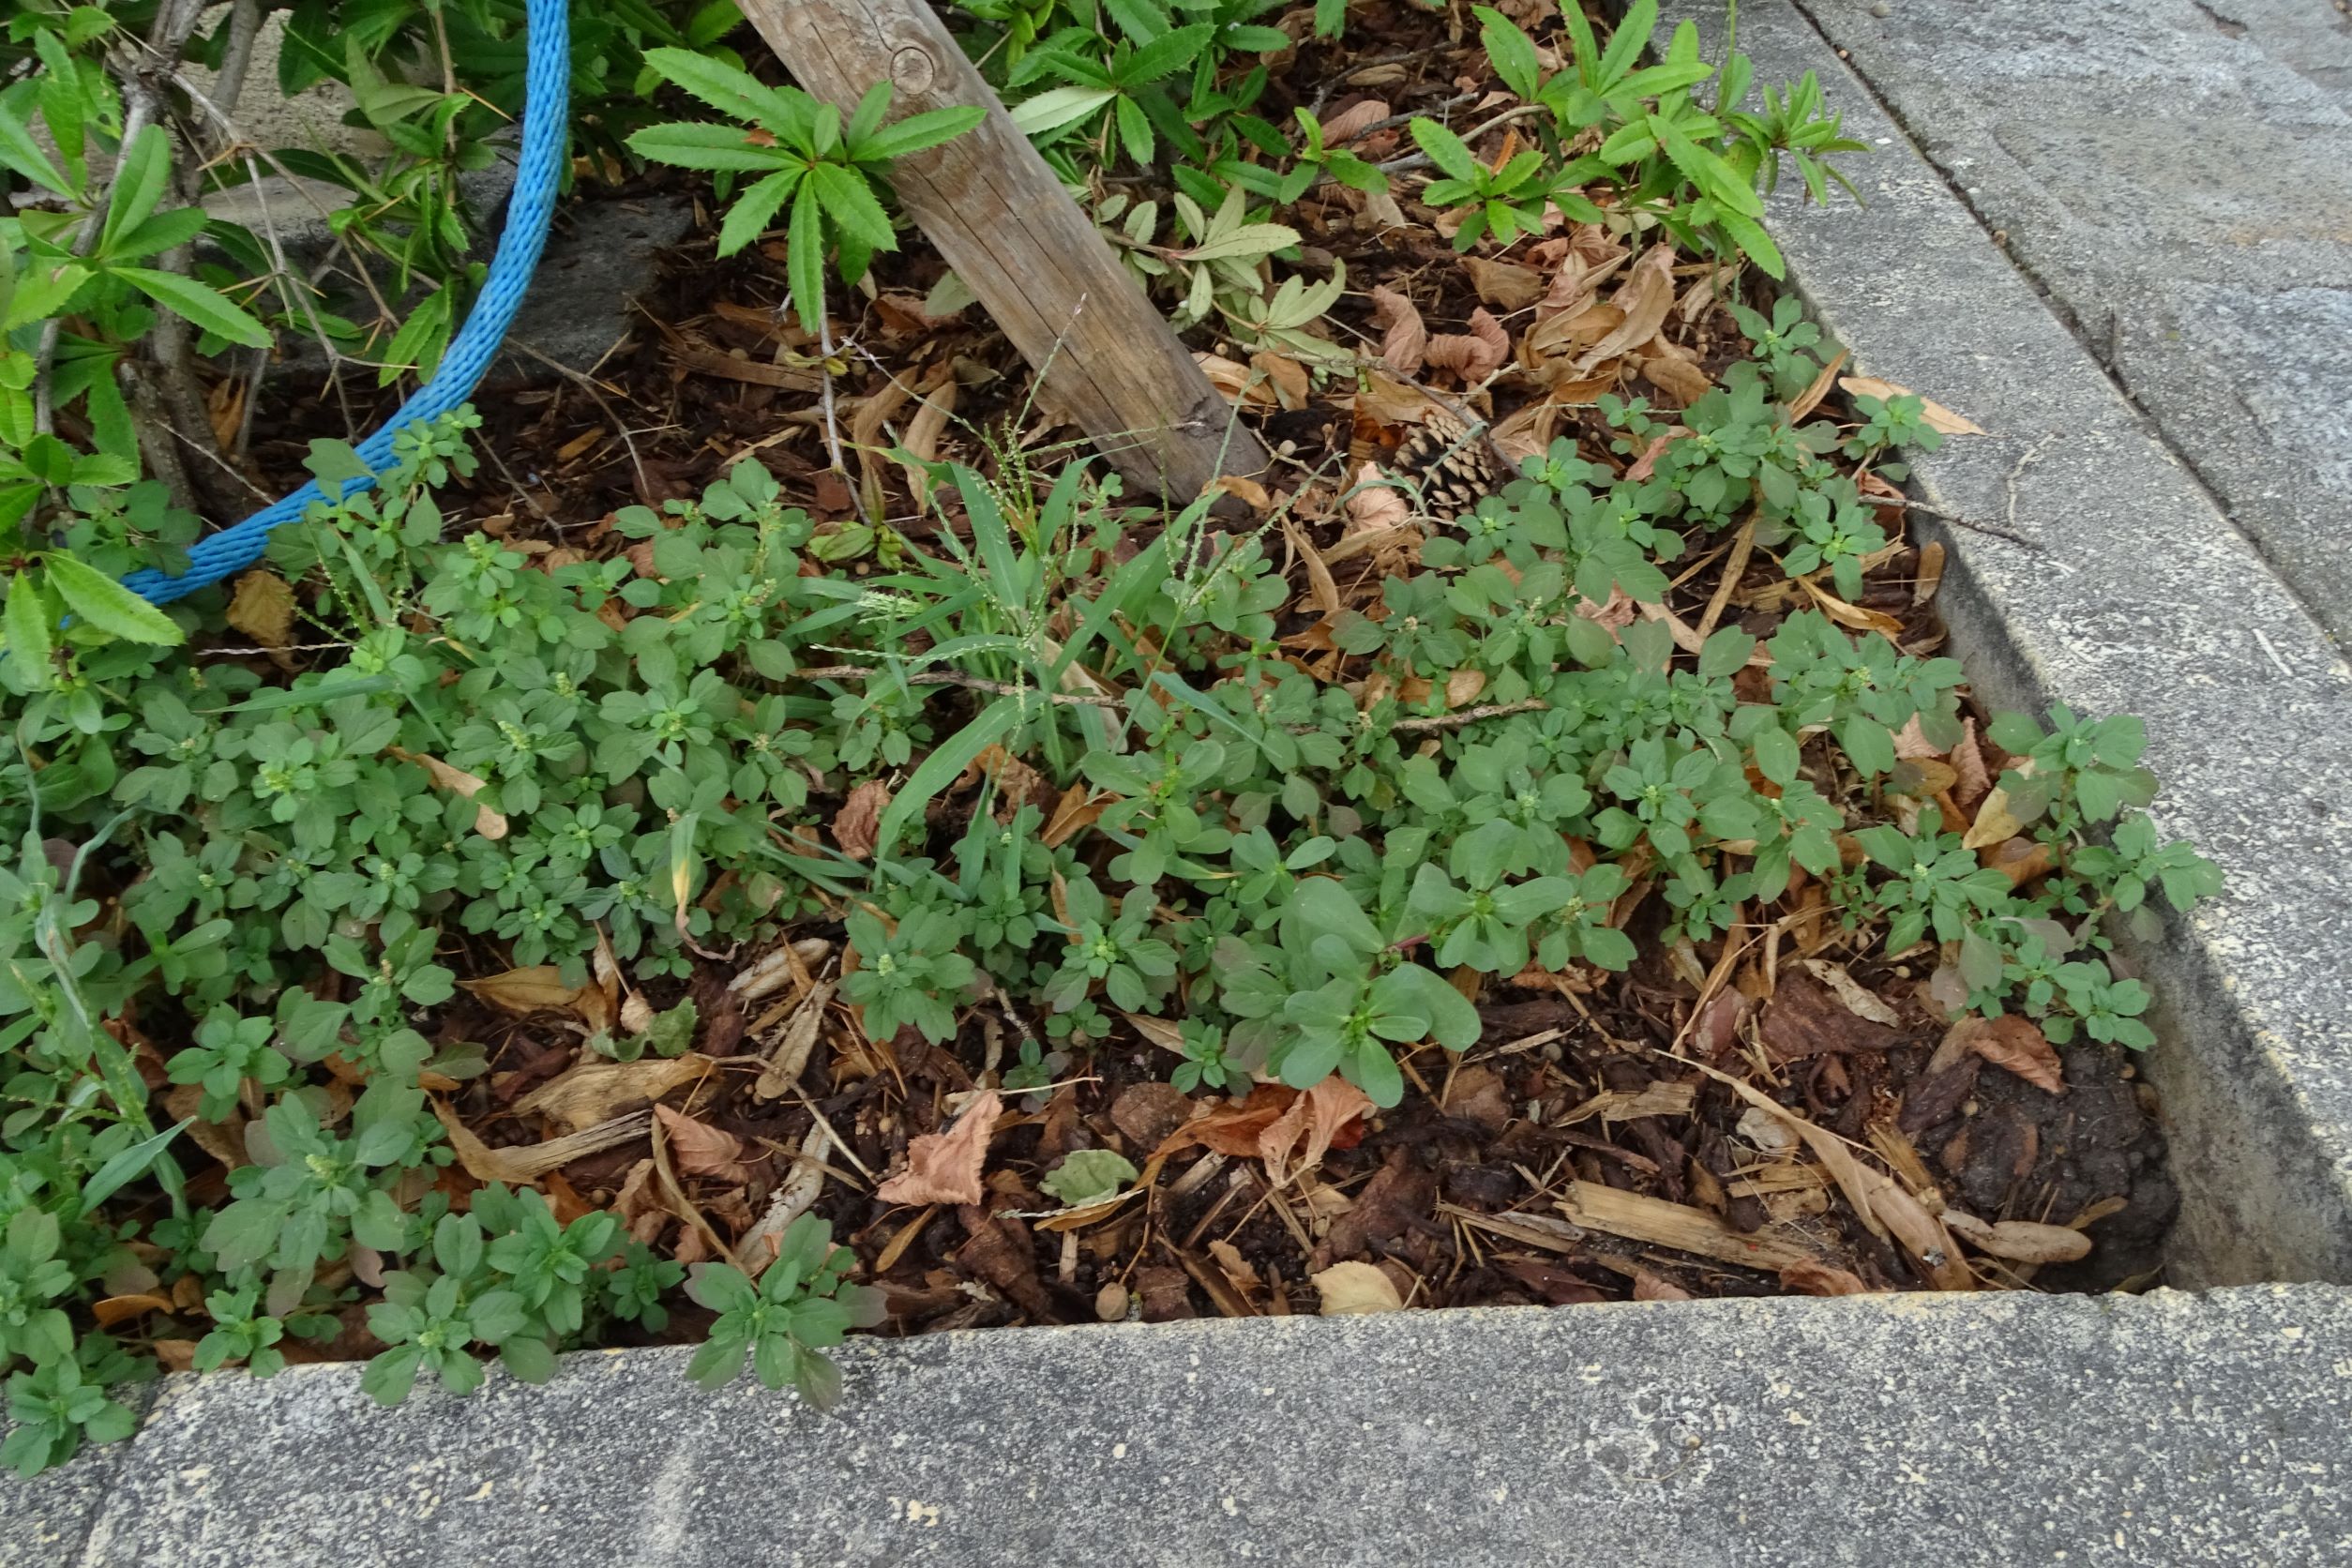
[1870,2,1891,16]
[1094,1282,1129,1322]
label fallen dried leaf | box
[1425,308,1510,383]
[1320,98,1390,143]
[511,1055,711,1136]
[1153,1083,1297,1160]
[654,1104,757,1182]
[1558,1180,1820,1270]
[1258,1076,1374,1186]
[1368,286,1428,377]
[833,778,891,861]
[1802,958,1904,1028]
[1957,1014,2065,1093]
[876,1091,1003,1207]
[461,965,595,1018]
[1313,1259,1406,1314]
[1463,256,1545,310]
[1632,1271,1694,1302]
[225,571,295,654]
[1940,1209,2092,1263]
[1574,243,1675,371]
[1779,1259,1874,1296]
[1345,460,1411,533]
[433,1100,653,1183]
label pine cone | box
[1389,415,1506,522]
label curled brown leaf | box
[1368,286,1428,378]
[876,1090,1004,1207]
[1425,308,1510,384]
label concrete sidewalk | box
[18,1287,2352,1567]
[1787,0,2352,645]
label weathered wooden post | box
[733,0,1269,502]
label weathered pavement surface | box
[12,1288,2352,1567]
[1791,0,2352,644]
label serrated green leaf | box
[43,553,184,645]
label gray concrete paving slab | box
[1787,0,2352,645]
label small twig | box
[815,306,845,474]
[1393,699,1550,733]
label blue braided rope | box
[118,0,571,606]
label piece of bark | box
[735,0,1269,499]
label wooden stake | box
[735,0,1270,501]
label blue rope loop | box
[118,0,571,607]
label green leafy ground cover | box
[0,0,2216,1478]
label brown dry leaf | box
[1558,1181,1821,1271]
[1367,286,1428,377]
[1961,773,2028,850]
[225,571,295,654]
[896,376,958,501]
[1952,719,1992,807]
[876,1090,1003,1207]
[1443,668,1486,709]
[433,1102,655,1183]
[964,742,1048,819]
[91,1292,173,1328]
[833,778,891,861]
[614,1158,667,1244]
[1838,376,1987,436]
[1207,1239,1263,1297]
[1463,256,1545,309]
[1320,98,1390,143]
[1196,352,1278,411]
[654,1104,757,1182]
[1913,538,1946,607]
[1041,783,1108,848]
[1632,1271,1694,1302]
[1258,1075,1374,1186]
[461,965,594,1017]
[752,977,835,1101]
[1122,1011,1187,1060]
[1213,475,1274,509]
[1688,1060,1890,1246]
[1313,1259,1406,1315]
[390,748,507,839]
[1779,1260,1874,1296]
[1250,351,1312,411]
[1489,397,1561,466]
[1787,347,1850,422]
[1525,300,1623,359]
[1960,1014,2065,1093]
[1892,715,1945,762]
[1800,959,1903,1028]
[1283,517,1341,618]
[1862,1173,1975,1289]
[1984,836,2058,889]
[1153,1083,1298,1160]
[1795,574,1905,638]
[1940,1210,2092,1263]
[1574,243,1676,371]
[1345,461,1411,533]
[1425,308,1510,383]
[1636,340,1712,404]
[511,1054,711,1136]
